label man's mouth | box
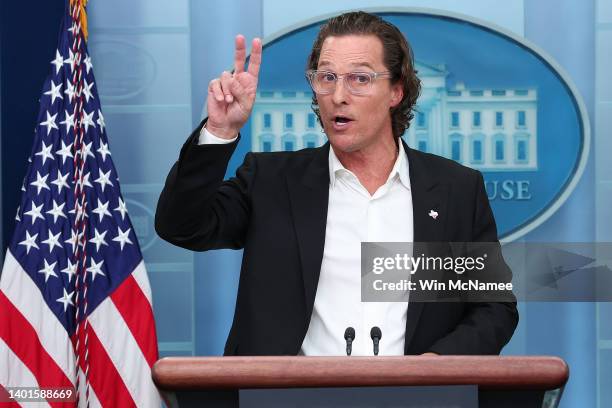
[333,115,354,126]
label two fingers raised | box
[209,35,262,105]
[234,34,262,77]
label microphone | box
[344,327,355,356]
[370,326,382,356]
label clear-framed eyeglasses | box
[305,69,393,96]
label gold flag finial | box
[69,0,89,41]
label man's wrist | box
[198,125,238,145]
[204,123,239,140]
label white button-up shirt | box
[199,128,414,356]
[300,143,413,356]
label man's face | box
[316,34,403,154]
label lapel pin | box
[428,210,438,220]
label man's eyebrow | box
[317,61,377,70]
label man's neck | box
[333,137,399,195]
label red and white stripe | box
[0,251,161,407]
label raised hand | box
[206,35,262,139]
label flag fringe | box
[70,0,89,41]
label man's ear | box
[390,83,403,108]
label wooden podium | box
[152,356,569,408]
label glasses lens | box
[347,73,372,93]
[313,71,336,94]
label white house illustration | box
[251,61,538,171]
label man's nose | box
[331,77,350,105]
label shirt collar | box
[328,141,411,190]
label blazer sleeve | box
[427,171,519,355]
[155,122,256,251]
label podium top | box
[152,356,568,391]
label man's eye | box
[321,73,336,82]
[351,74,370,84]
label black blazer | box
[155,123,518,356]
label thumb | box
[229,79,253,112]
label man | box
[155,11,518,356]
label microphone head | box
[370,326,382,340]
[344,327,355,341]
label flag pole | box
[68,0,91,405]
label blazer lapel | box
[403,142,449,352]
[286,144,330,319]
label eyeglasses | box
[305,69,392,96]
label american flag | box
[0,0,161,406]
